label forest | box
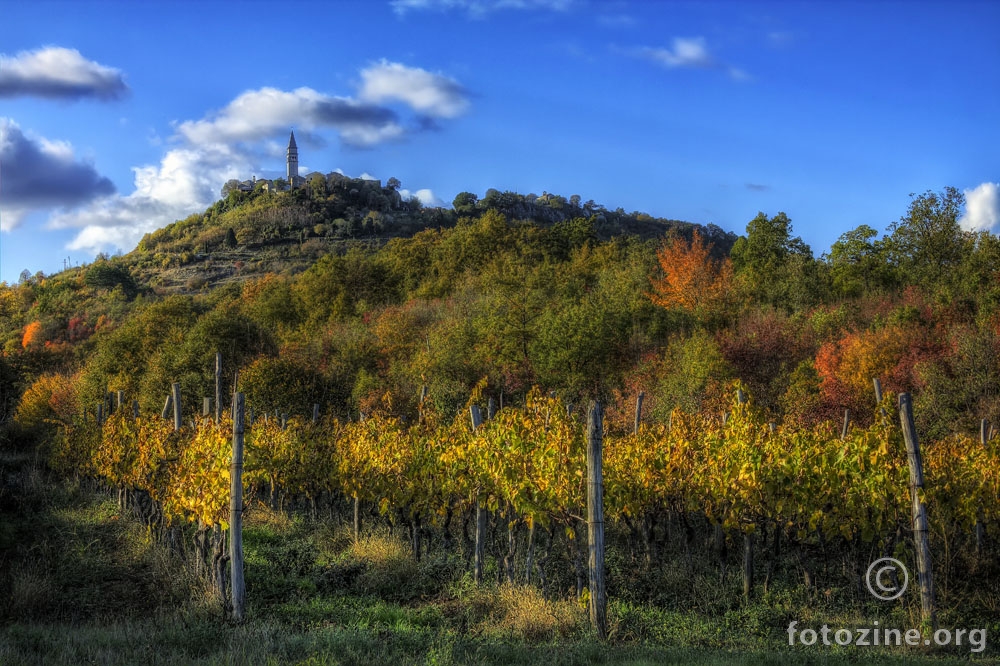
[2,181,999,663]
[4,183,998,439]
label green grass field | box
[1,450,995,665]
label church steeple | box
[286,131,298,183]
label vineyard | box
[44,376,1000,635]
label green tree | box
[825,224,893,297]
[886,187,966,289]
[453,191,478,214]
[730,212,820,309]
[84,261,138,299]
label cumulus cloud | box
[359,61,469,119]
[0,46,128,100]
[0,118,115,231]
[391,0,572,17]
[48,143,247,253]
[49,60,465,253]
[176,87,405,148]
[959,182,1000,233]
[400,187,444,207]
[177,63,468,149]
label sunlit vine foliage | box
[53,386,1000,549]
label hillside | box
[123,177,726,294]
[4,186,1000,663]
[2,185,998,437]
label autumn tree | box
[648,229,733,325]
[21,321,43,349]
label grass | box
[0,449,997,665]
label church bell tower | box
[286,131,298,183]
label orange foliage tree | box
[22,320,43,349]
[648,229,732,324]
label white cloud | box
[0,118,115,231]
[959,182,1000,233]
[48,143,247,253]
[633,37,750,81]
[176,86,405,148]
[391,0,572,18]
[400,187,444,206]
[640,38,714,68]
[0,46,128,100]
[359,61,469,119]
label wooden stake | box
[977,419,988,555]
[230,392,246,621]
[471,404,488,584]
[203,397,212,417]
[312,404,320,425]
[215,352,222,424]
[743,531,754,600]
[172,383,182,431]
[161,394,172,419]
[634,391,644,435]
[898,393,935,629]
[841,409,851,440]
[586,400,607,640]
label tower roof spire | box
[288,130,297,149]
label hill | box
[124,177,730,293]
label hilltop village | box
[221,131,392,198]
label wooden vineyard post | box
[203,397,211,417]
[215,352,222,424]
[735,389,753,601]
[898,393,935,630]
[161,394,172,419]
[586,401,607,640]
[634,391,644,435]
[312,404,320,425]
[841,409,851,440]
[172,383,182,431]
[977,419,988,555]
[471,404,488,584]
[230,392,246,622]
[873,378,886,420]
[132,400,140,420]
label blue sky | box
[1,0,998,284]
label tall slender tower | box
[286,131,298,183]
